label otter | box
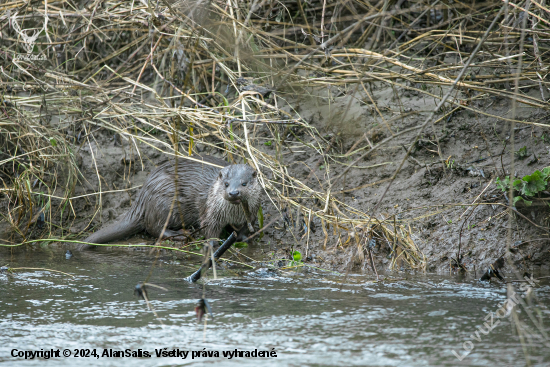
[80,155,261,249]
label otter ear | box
[252,171,257,178]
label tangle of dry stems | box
[1,0,549,272]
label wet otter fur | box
[81,155,261,248]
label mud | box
[2,82,549,276]
[272,83,550,274]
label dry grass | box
[1,0,549,272]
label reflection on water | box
[1,246,549,366]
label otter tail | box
[80,214,144,249]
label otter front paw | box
[235,224,251,242]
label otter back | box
[82,155,262,248]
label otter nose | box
[229,190,240,197]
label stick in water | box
[185,231,238,283]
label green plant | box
[288,250,303,266]
[496,167,550,206]
[515,146,529,160]
[257,205,264,240]
[496,176,511,191]
[519,170,548,196]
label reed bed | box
[1,0,549,271]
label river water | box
[1,246,549,366]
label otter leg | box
[149,228,187,241]
[204,223,224,248]
[162,229,182,237]
[235,224,250,242]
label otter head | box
[218,164,257,205]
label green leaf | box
[229,122,234,142]
[234,242,248,248]
[496,176,510,192]
[520,170,546,196]
[257,205,264,240]
[515,146,529,159]
[513,196,532,206]
[49,137,57,147]
[542,167,550,180]
[264,141,272,146]
[512,179,523,191]
[292,250,302,262]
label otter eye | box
[242,182,247,187]
[225,182,229,188]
